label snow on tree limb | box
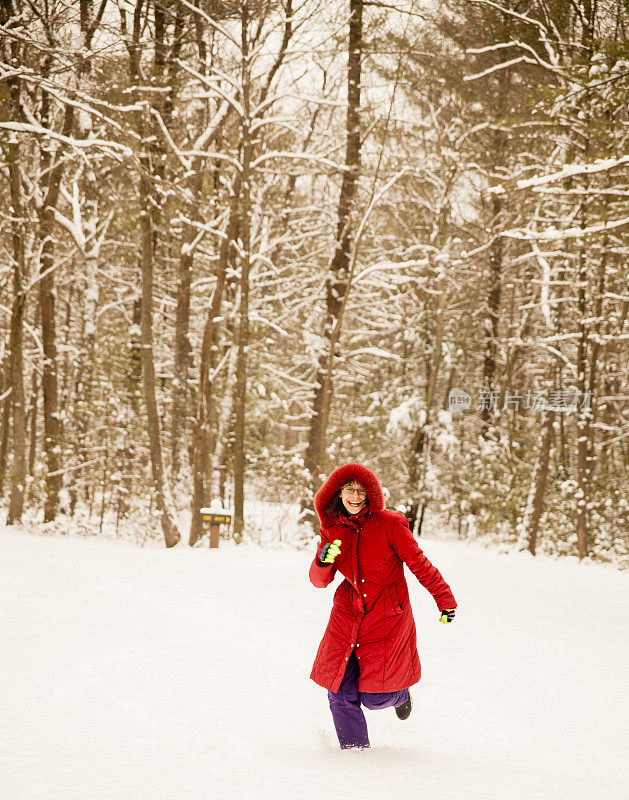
[503,216,629,242]
[464,55,546,82]
[192,100,231,153]
[465,0,560,66]
[0,122,132,157]
[177,0,240,49]
[465,40,562,75]
[492,156,629,194]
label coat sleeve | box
[308,528,337,588]
[389,513,457,612]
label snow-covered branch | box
[492,156,629,193]
[503,216,629,241]
[0,122,132,157]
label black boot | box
[395,690,412,720]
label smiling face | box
[340,481,367,515]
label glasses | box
[342,486,366,497]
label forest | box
[0,0,627,564]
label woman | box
[309,462,457,750]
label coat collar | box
[336,505,370,528]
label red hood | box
[314,462,385,528]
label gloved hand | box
[439,608,456,624]
[319,539,342,565]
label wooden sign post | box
[200,507,233,548]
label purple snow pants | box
[327,651,409,749]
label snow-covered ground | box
[1,525,627,800]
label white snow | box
[1,525,627,800]
[387,398,425,435]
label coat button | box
[363,593,367,597]
[345,657,348,660]
[362,579,365,582]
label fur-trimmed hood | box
[314,462,385,528]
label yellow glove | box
[439,609,456,624]
[319,539,342,565]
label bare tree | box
[303,0,364,518]
[1,15,27,522]
[124,0,180,546]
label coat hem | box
[310,671,421,694]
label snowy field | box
[1,525,628,800]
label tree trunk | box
[0,355,11,498]
[72,172,101,506]
[303,0,363,511]
[171,177,198,485]
[407,276,446,533]
[480,191,504,434]
[188,176,241,545]
[39,230,63,521]
[5,122,27,524]
[34,0,103,521]
[1,0,32,523]
[27,368,39,490]
[575,218,590,560]
[137,107,180,548]
[128,298,143,413]
[129,2,180,547]
[38,93,75,521]
[233,8,254,543]
[210,344,238,500]
[516,409,555,555]
[584,239,607,484]
[160,0,190,489]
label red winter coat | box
[309,463,457,694]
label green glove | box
[319,539,342,565]
[439,608,456,624]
